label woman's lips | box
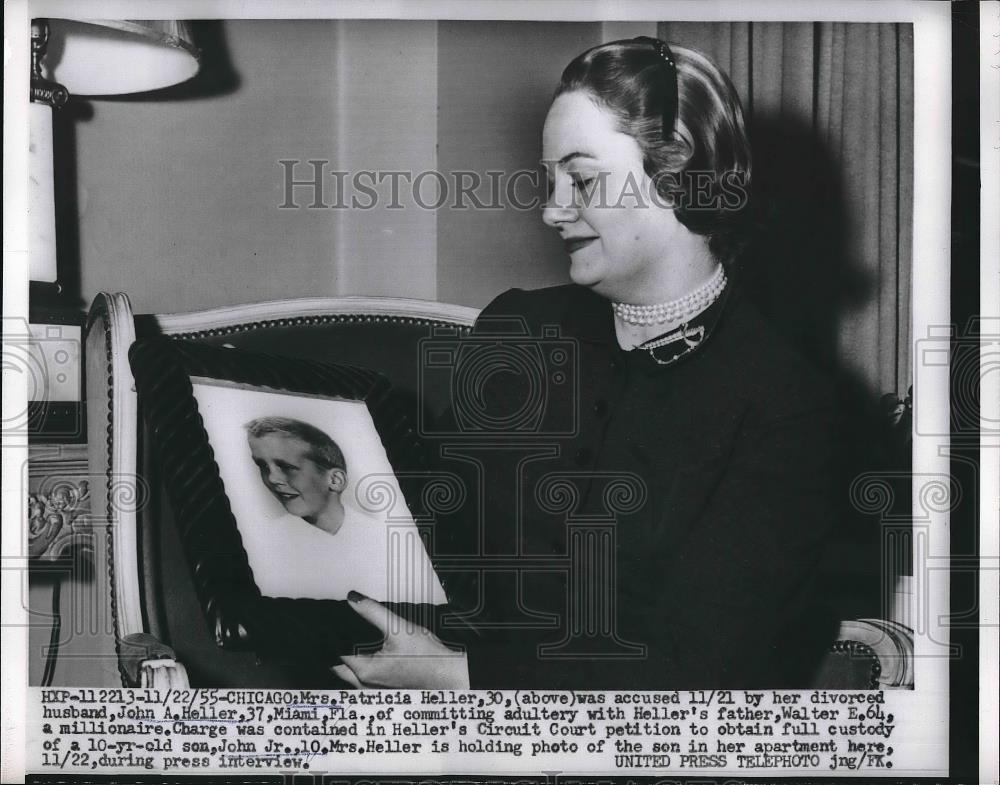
[564,237,597,254]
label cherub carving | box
[27,481,90,559]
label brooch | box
[643,323,706,366]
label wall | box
[67,20,657,313]
[435,21,596,304]
[334,20,439,299]
[72,20,340,313]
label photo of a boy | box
[246,417,347,536]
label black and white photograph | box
[191,379,446,605]
[1,1,993,783]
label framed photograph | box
[128,337,451,659]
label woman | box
[340,37,837,689]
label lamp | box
[29,18,200,283]
[40,20,200,96]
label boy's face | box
[248,433,345,522]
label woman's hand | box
[336,591,470,689]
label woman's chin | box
[568,260,602,289]
[571,266,620,301]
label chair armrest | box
[119,633,189,689]
[814,619,914,689]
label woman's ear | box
[329,468,347,493]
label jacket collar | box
[557,285,617,345]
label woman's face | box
[248,432,345,523]
[542,91,678,301]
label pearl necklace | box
[612,265,727,326]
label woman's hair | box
[556,38,752,264]
[245,417,346,472]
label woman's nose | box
[542,186,579,229]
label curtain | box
[660,22,914,400]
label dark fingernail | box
[347,590,366,603]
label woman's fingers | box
[340,650,470,689]
[338,654,375,685]
[346,591,407,637]
[331,662,363,688]
[340,589,470,688]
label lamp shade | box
[40,19,199,96]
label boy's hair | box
[245,417,346,472]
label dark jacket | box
[435,279,838,689]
